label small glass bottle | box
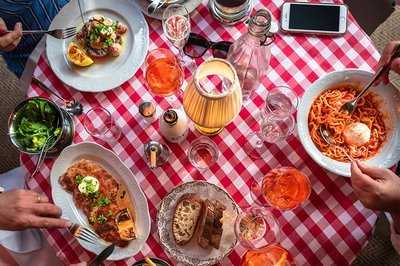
[159,109,189,143]
[227,9,275,102]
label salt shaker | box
[159,109,189,143]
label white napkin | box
[0,167,43,253]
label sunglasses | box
[183,33,233,59]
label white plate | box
[157,181,239,266]
[47,0,149,92]
[50,142,151,260]
[297,69,400,177]
[135,0,202,20]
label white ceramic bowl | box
[297,69,400,177]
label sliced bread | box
[172,194,203,245]
[197,199,226,250]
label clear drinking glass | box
[235,206,280,250]
[162,4,194,72]
[245,86,298,159]
[187,137,220,170]
[83,107,122,142]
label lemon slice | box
[144,257,157,266]
[67,42,93,67]
[275,252,288,266]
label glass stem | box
[178,47,185,63]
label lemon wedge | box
[275,251,288,266]
[67,42,93,67]
[144,257,157,266]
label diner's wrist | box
[390,212,400,234]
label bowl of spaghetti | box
[297,69,400,177]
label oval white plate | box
[297,69,400,177]
[46,0,149,92]
[51,142,151,260]
[157,181,239,266]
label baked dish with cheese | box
[59,159,136,247]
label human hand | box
[0,189,71,230]
[0,18,22,52]
[350,161,400,212]
[377,40,400,84]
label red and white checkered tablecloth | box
[20,0,381,265]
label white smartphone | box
[281,2,348,35]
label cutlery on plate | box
[0,27,76,39]
[32,77,83,116]
[148,0,167,14]
[88,244,115,266]
[340,44,400,114]
[69,223,103,245]
[319,125,353,161]
[77,0,86,24]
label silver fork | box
[2,27,76,39]
[69,223,104,245]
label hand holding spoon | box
[340,44,400,114]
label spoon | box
[32,77,83,116]
[319,125,353,161]
[340,44,400,114]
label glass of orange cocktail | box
[241,244,296,266]
[145,48,184,99]
[250,167,311,211]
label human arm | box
[0,18,22,52]
[0,189,71,230]
[377,40,400,84]
[389,212,400,254]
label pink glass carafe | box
[227,9,274,102]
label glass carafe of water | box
[227,9,274,102]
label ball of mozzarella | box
[343,122,371,146]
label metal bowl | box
[8,97,75,156]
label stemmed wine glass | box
[144,48,184,107]
[162,4,194,72]
[244,86,299,159]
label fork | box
[69,223,105,245]
[1,27,76,39]
[340,44,400,114]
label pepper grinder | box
[144,141,170,169]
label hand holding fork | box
[0,17,76,53]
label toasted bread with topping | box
[172,194,203,245]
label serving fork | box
[1,27,76,39]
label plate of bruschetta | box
[157,181,239,266]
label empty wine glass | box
[245,86,299,159]
[235,206,280,250]
[83,107,121,143]
[162,4,194,72]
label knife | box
[77,0,86,24]
[88,244,115,266]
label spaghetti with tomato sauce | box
[308,84,386,162]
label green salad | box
[13,99,62,152]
